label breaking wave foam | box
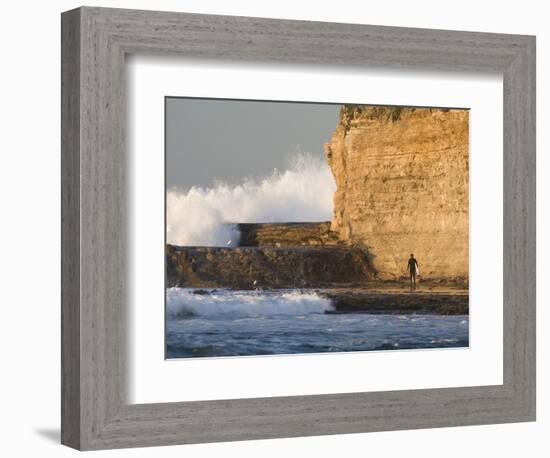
[166,288,334,318]
[166,154,335,246]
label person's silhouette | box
[407,254,419,291]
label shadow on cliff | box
[351,243,380,280]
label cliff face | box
[324,106,469,279]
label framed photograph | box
[61,6,536,450]
[164,98,471,360]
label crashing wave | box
[166,288,334,319]
[166,153,335,247]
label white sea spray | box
[166,153,336,246]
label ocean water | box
[166,288,469,359]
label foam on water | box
[166,288,334,318]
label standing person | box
[407,254,419,291]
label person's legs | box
[412,271,416,291]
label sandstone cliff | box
[324,106,469,280]
[237,222,340,247]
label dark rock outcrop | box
[166,244,375,289]
[323,291,468,315]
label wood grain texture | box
[61,6,536,450]
[60,7,81,449]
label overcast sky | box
[166,98,341,190]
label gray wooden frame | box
[61,6,536,451]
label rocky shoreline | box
[184,286,468,316]
[167,211,469,316]
[321,289,468,315]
